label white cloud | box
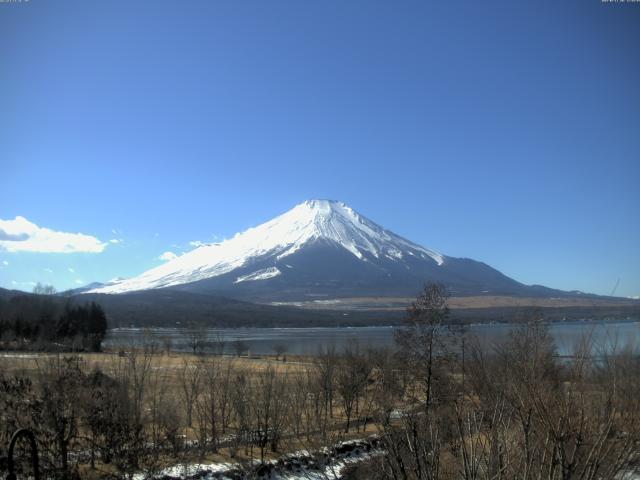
[189,240,206,248]
[109,238,123,244]
[1,260,7,266]
[158,251,178,262]
[0,216,107,253]
[74,279,84,285]
[11,280,36,288]
[68,267,75,273]
[44,268,53,274]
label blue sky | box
[1,0,639,297]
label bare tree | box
[217,358,235,435]
[212,332,226,356]
[273,343,288,361]
[229,368,250,458]
[33,282,57,295]
[335,341,371,433]
[136,354,180,478]
[395,283,456,413]
[35,355,83,477]
[232,339,249,357]
[288,371,312,439]
[250,365,289,462]
[194,355,234,453]
[185,322,207,355]
[376,283,457,480]
[178,358,202,429]
[160,335,173,356]
[314,344,338,433]
[447,322,640,480]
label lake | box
[104,320,640,356]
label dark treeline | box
[0,285,108,352]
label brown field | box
[270,294,639,311]
[0,350,380,478]
[0,351,313,375]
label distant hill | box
[1,287,638,328]
[68,289,640,327]
[75,289,400,328]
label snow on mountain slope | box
[88,200,445,294]
[234,267,282,283]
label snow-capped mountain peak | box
[88,200,444,294]
[281,199,444,264]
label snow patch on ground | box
[617,471,640,480]
[132,462,234,480]
[133,437,381,480]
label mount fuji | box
[88,200,565,301]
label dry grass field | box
[0,350,312,376]
[1,349,381,478]
[272,295,640,311]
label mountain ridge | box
[86,200,586,301]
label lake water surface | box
[104,320,640,356]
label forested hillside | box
[0,288,108,351]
